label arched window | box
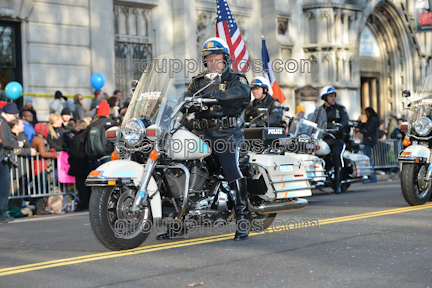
[322,14,330,43]
[308,13,317,44]
[119,8,128,35]
[310,55,319,83]
[130,9,138,36]
[323,56,332,82]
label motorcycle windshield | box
[407,74,432,123]
[289,107,327,138]
[122,54,185,133]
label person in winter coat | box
[387,113,402,139]
[68,120,91,211]
[47,114,67,152]
[49,91,75,115]
[73,94,87,120]
[7,118,37,161]
[19,97,38,126]
[61,108,75,134]
[31,123,57,214]
[90,90,103,111]
[356,107,379,183]
[0,104,30,223]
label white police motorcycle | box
[288,109,372,192]
[398,75,432,205]
[86,55,313,250]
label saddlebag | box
[248,153,313,200]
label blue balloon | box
[5,81,23,100]
[90,73,106,90]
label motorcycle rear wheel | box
[401,163,432,206]
[89,186,152,250]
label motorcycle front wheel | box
[89,186,152,250]
[401,163,432,206]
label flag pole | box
[261,35,264,40]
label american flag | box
[216,0,250,73]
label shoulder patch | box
[343,107,347,113]
[274,101,281,107]
[239,77,248,85]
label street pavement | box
[0,180,431,288]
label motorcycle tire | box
[341,183,351,192]
[401,163,432,206]
[248,213,277,232]
[89,186,152,250]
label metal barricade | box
[370,139,402,169]
[8,153,77,200]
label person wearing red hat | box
[96,100,110,117]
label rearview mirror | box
[402,90,411,98]
[205,73,221,84]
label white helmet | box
[320,86,337,100]
[201,37,231,66]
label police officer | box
[184,37,251,240]
[317,86,349,194]
[244,77,283,127]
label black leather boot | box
[230,178,249,240]
[334,166,342,194]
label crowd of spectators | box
[0,90,130,222]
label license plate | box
[280,165,293,172]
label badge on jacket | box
[239,77,247,84]
[219,84,225,91]
[335,109,340,118]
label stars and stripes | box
[216,0,250,73]
[262,38,286,103]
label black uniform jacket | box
[184,69,250,141]
[244,94,283,127]
[323,103,349,141]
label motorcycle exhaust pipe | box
[248,198,308,215]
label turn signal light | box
[89,170,101,177]
[146,129,156,137]
[111,151,120,161]
[150,150,159,161]
[402,139,411,147]
[106,130,117,138]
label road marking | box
[10,212,89,224]
[1,203,431,277]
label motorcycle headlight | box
[413,117,432,136]
[123,118,146,147]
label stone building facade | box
[2,0,432,121]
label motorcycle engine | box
[165,165,209,199]
[189,165,209,191]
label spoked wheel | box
[89,186,152,250]
[401,163,432,206]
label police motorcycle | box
[241,77,321,191]
[85,55,312,251]
[245,108,328,188]
[398,74,432,206]
[289,108,372,192]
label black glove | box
[62,96,68,101]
